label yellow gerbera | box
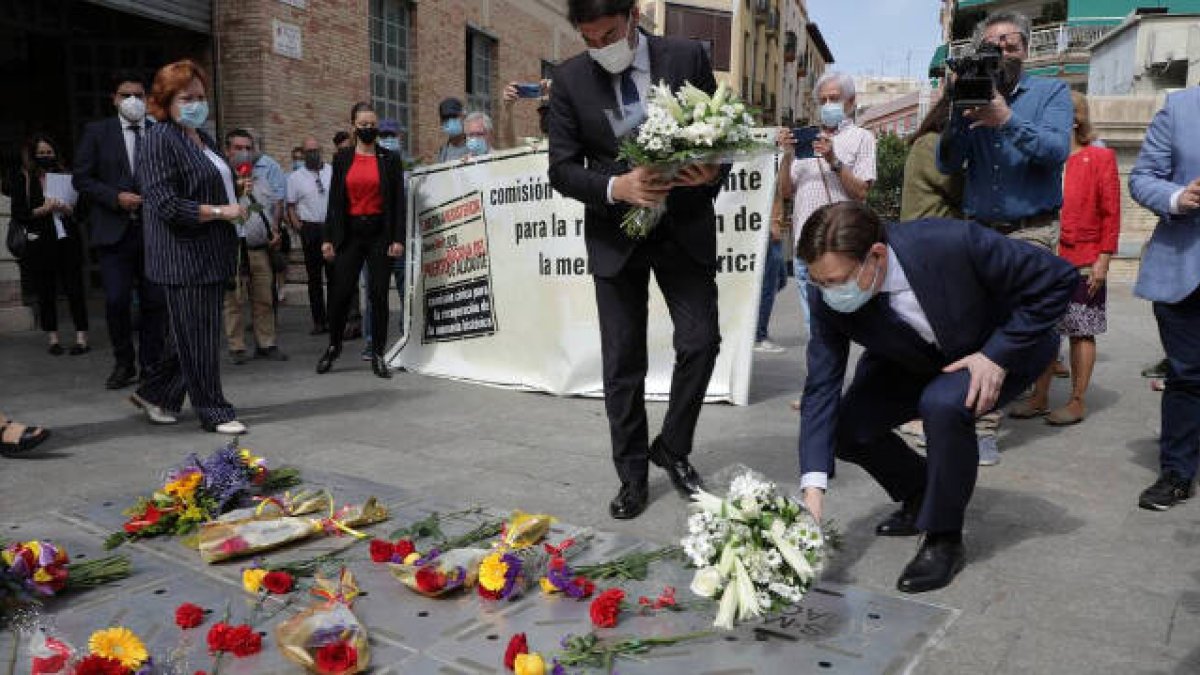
[88,626,148,669]
[478,553,509,592]
[164,471,202,498]
[243,568,269,593]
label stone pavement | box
[1,282,1198,674]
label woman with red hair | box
[129,59,249,435]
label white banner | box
[389,147,776,405]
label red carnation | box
[175,602,206,629]
[394,539,416,560]
[589,588,625,628]
[41,564,69,592]
[572,576,596,599]
[314,640,358,674]
[236,163,253,178]
[123,503,165,534]
[548,557,566,572]
[503,633,529,670]
[71,655,126,675]
[478,585,503,601]
[262,570,294,594]
[207,622,232,653]
[226,624,263,657]
[415,566,446,594]
[369,539,395,563]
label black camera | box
[945,42,1002,109]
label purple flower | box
[134,657,155,675]
[308,624,349,648]
[198,443,253,509]
[551,660,566,675]
[413,548,441,567]
[499,553,523,598]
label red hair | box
[147,59,210,121]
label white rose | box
[690,566,724,598]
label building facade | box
[0,0,582,330]
[1088,11,1200,95]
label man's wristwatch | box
[213,206,224,219]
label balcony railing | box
[949,22,1114,60]
[766,8,779,37]
[754,0,769,22]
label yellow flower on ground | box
[539,578,559,594]
[514,652,546,675]
[243,568,268,593]
[164,471,202,499]
[402,552,421,565]
[88,626,148,669]
[478,552,509,592]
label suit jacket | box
[7,168,84,270]
[547,32,726,278]
[73,117,153,247]
[137,120,238,286]
[799,218,1077,475]
[1130,85,1200,303]
[1060,144,1120,268]
[323,146,406,250]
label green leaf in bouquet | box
[573,545,682,581]
[387,506,484,541]
[260,467,302,492]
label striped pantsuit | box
[136,282,236,425]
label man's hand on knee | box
[943,352,1007,416]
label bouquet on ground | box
[27,625,153,675]
[681,468,830,629]
[616,80,769,239]
[276,569,370,674]
[2,539,130,606]
[475,512,562,603]
[105,443,301,549]
[198,497,388,563]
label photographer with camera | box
[936,10,1073,466]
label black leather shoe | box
[876,492,923,536]
[896,536,965,593]
[609,481,649,520]
[649,437,704,498]
[106,364,138,390]
[316,345,341,374]
[371,354,392,379]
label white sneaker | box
[754,340,787,354]
[977,436,1000,466]
[129,393,178,425]
[212,420,248,435]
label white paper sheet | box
[44,173,78,207]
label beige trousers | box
[223,247,276,351]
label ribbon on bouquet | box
[318,503,370,539]
[311,568,361,606]
[253,489,331,518]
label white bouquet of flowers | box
[681,468,829,630]
[617,80,771,239]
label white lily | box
[714,578,739,630]
[710,82,729,113]
[733,556,763,621]
[677,81,711,108]
[652,81,688,124]
[717,541,738,578]
[692,489,743,520]
[769,519,815,582]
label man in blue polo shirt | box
[937,9,1073,466]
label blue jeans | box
[1153,287,1200,481]
[756,239,784,342]
[794,255,812,333]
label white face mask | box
[118,96,146,123]
[588,16,636,74]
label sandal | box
[0,421,51,454]
[1008,400,1049,419]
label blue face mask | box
[442,118,463,136]
[820,256,879,313]
[379,137,400,152]
[819,102,845,129]
[177,100,209,129]
[292,160,304,171]
[466,137,489,156]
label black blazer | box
[137,120,238,286]
[547,32,727,278]
[323,146,406,250]
[8,168,84,270]
[73,117,153,247]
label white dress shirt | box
[121,116,145,174]
[800,246,937,492]
[605,31,651,205]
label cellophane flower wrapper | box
[499,511,554,550]
[28,629,73,675]
[388,548,489,598]
[217,490,332,523]
[679,465,829,630]
[198,498,388,563]
[616,80,774,239]
[276,570,370,674]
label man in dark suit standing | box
[74,71,166,389]
[549,0,727,520]
[797,202,1076,592]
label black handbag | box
[5,173,30,258]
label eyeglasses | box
[810,255,876,290]
[313,173,325,194]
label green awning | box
[957,0,995,8]
[928,43,949,76]
[1026,63,1090,76]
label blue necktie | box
[620,68,640,108]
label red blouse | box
[346,153,383,216]
[1059,145,1121,268]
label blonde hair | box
[1070,90,1096,147]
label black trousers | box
[327,227,392,354]
[299,221,329,326]
[30,262,88,334]
[593,238,721,485]
[136,282,236,425]
[97,224,166,370]
[834,335,1057,534]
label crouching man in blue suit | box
[797,202,1076,593]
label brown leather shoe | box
[1008,400,1049,419]
[1046,400,1085,426]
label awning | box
[957,0,996,8]
[928,44,948,76]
